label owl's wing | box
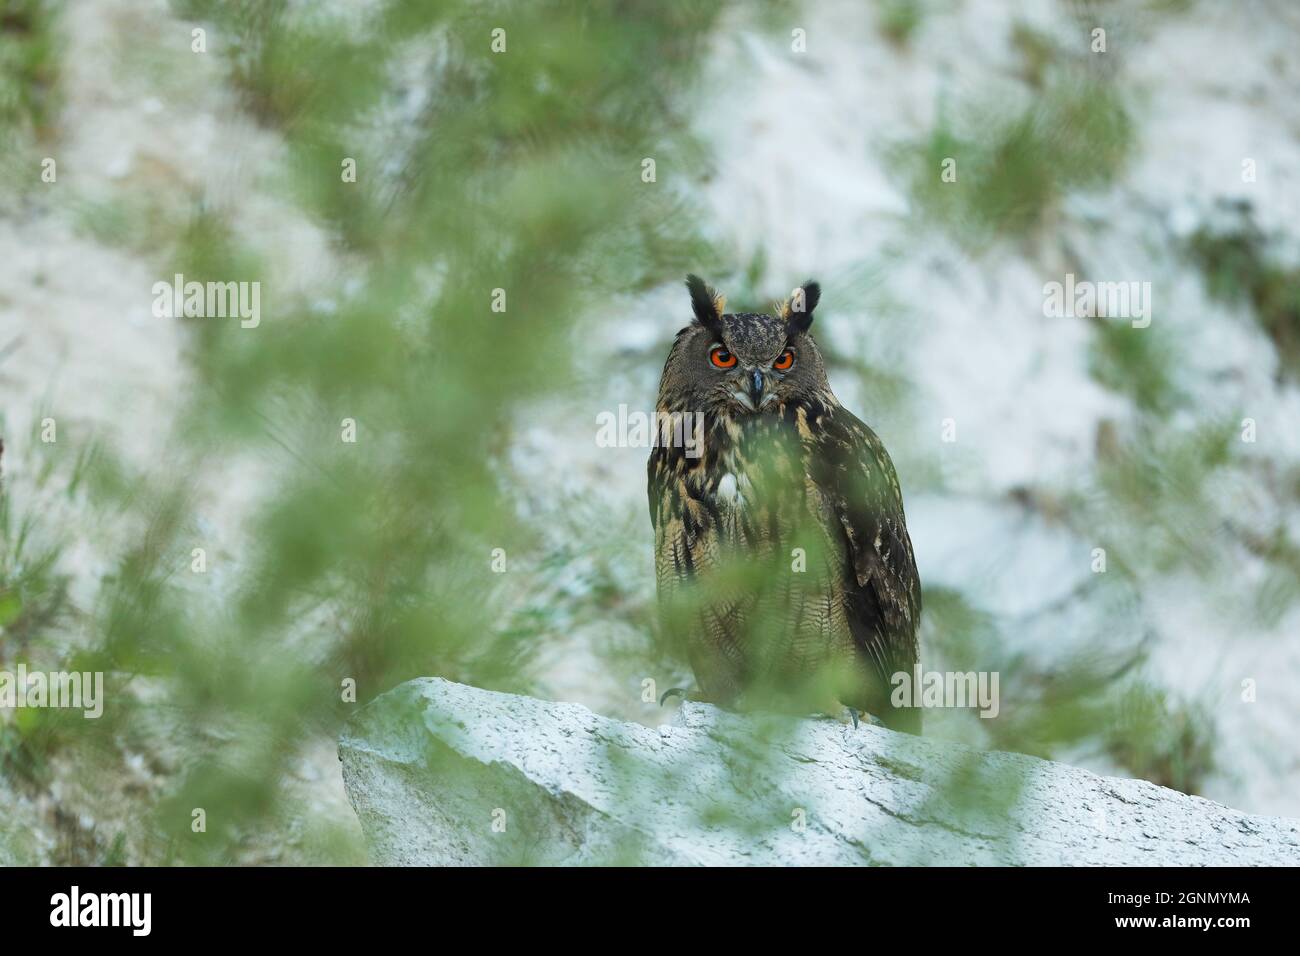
[647,448,703,602]
[647,446,751,704]
[804,404,921,700]
[647,448,678,567]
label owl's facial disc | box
[707,334,789,414]
[696,311,806,415]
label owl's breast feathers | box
[648,394,921,728]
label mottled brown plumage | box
[648,276,921,732]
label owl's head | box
[656,274,829,416]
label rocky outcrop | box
[339,677,1300,866]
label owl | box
[648,275,921,733]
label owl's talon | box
[821,706,881,729]
[659,687,689,707]
[816,705,858,727]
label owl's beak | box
[729,368,768,412]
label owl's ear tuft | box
[780,280,820,334]
[685,274,726,337]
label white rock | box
[339,678,1300,866]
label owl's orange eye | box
[773,348,795,371]
[710,347,737,369]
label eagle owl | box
[648,275,921,733]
